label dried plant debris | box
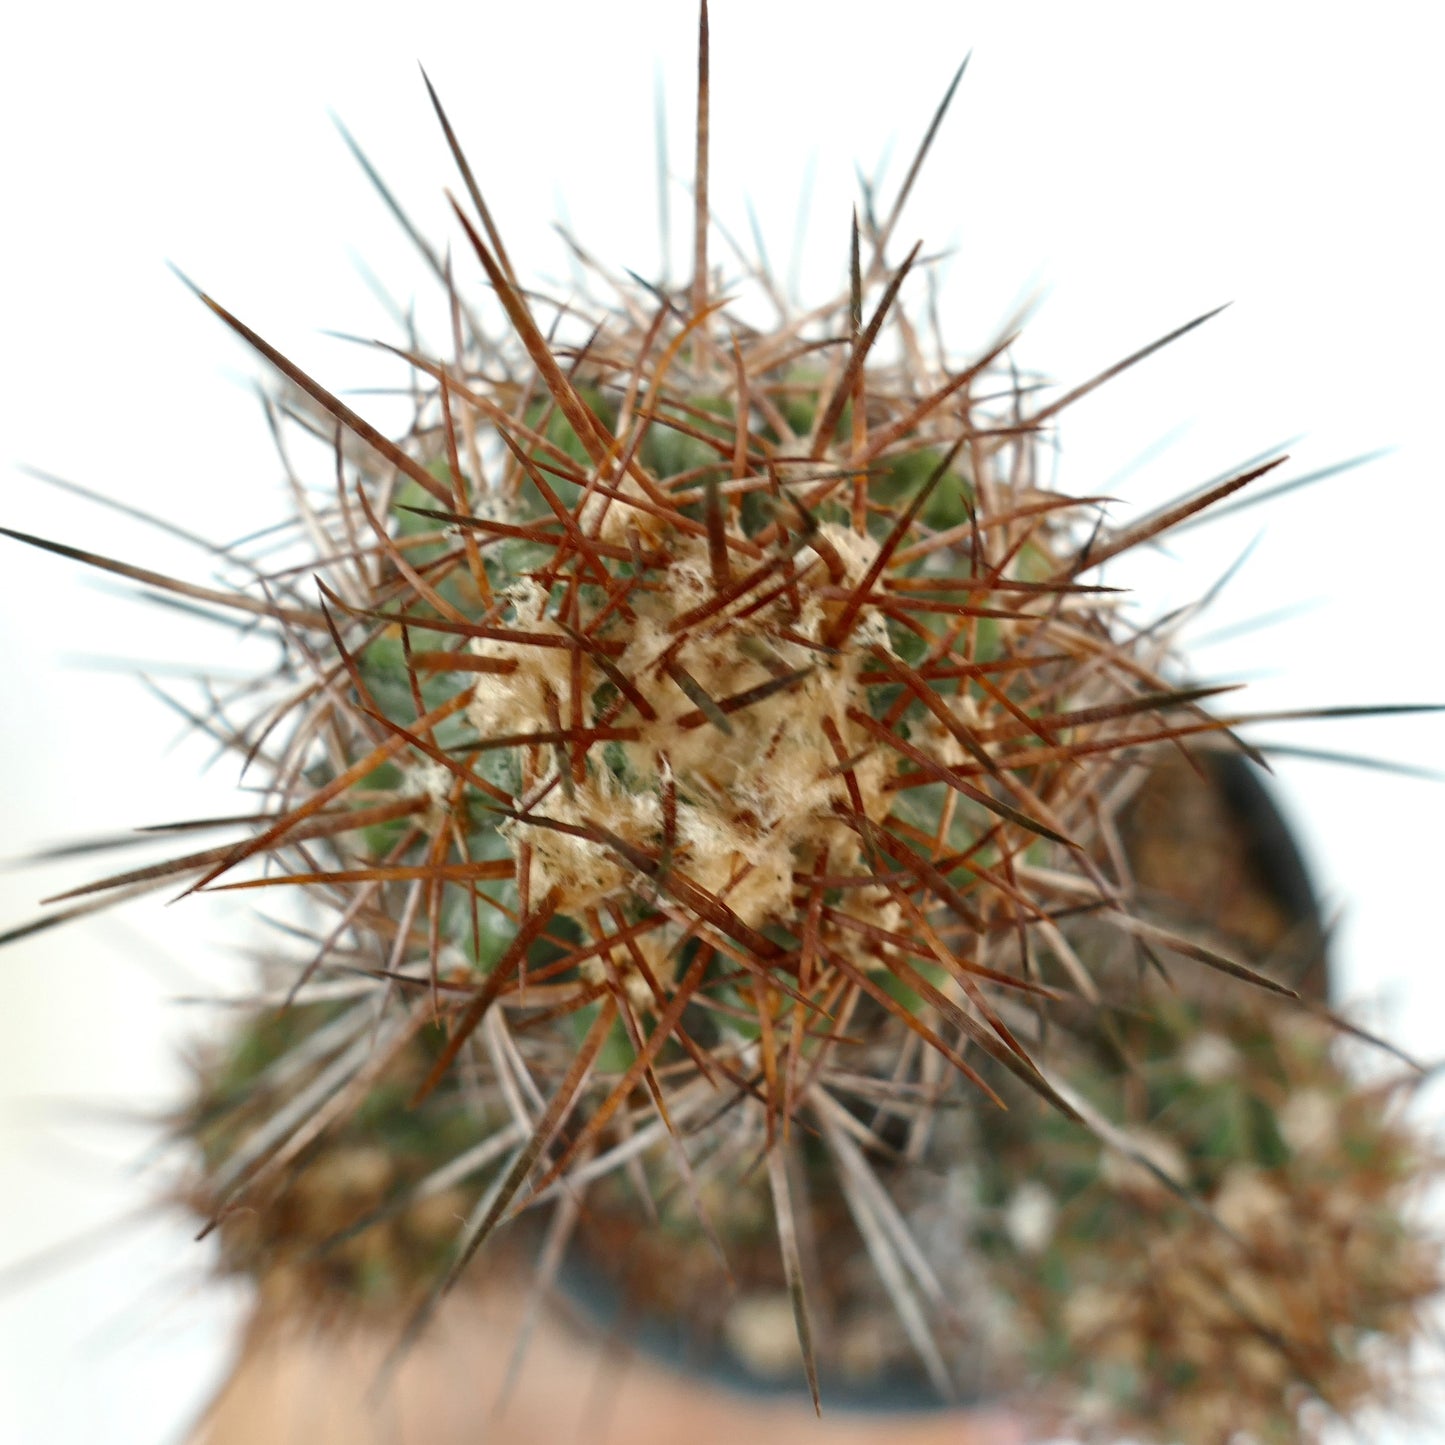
[5,6,1440,1441]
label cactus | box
[976,995,1438,1443]
[4,8,1440,1442]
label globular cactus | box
[4,8,1440,1442]
[977,995,1438,1444]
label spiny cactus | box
[4,8,1440,1442]
[981,996,1438,1444]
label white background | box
[2,3,1443,1441]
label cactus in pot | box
[2,8,1440,1443]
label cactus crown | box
[4,7,1438,1438]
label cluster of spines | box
[2,4,1438,1429]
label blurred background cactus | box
[3,6,1444,1445]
